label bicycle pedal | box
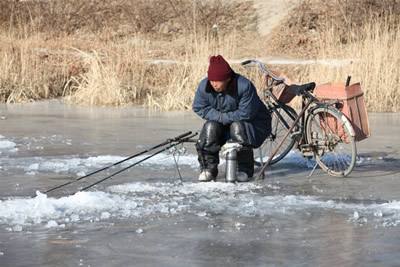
[299,144,310,150]
[302,151,314,157]
[300,144,314,157]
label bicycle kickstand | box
[308,162,319,177]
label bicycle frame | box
[242,59,357,178]
[257,91,314,179]
[263,79,313,142]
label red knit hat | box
[207,55,233,81]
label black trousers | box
[195,121,254,177]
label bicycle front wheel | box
[306,106,357,177]
[255,104,298,166]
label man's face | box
[210,78,230,93]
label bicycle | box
[241,59,357,178]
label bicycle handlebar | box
[240,60,252,66]
[241,59,318,102]
[241,59,286,83]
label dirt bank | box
[253,0,302,36]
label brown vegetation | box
[0,0,399,112]
[0,0,257,105]
[264,0,400,112]
[267,0,400,57]
[0,0,256,36]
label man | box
[193,55,271,182]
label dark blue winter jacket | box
[192,73,271,148]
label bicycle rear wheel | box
[306,106,356,177]
[255,104,298,166]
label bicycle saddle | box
[287,82,316,96]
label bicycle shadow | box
[350,155,400,178]
[255,152,400,179]
[255,161,312,178]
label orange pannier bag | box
[314,82,371,142]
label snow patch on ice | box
[0,139,16,150]
[5,151,311,177]
[4,153,200,176]
[100,211,111,220]
[1,182,400,229]
[46,220,59,228]
[12,225,23,232]
[3,149,359,176]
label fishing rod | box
[43,131,194,194]
[79,132,198,192]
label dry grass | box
[0,0,257,108]
[64,39,151,106]
[66,51,132,106]
[0,28,247,108]
[0,0,256,36]
[0,0,399,112]
[267,0,400,57]
[0,34,69,103]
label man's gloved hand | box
[220,112,231,125]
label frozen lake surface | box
[1,101,400,266]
